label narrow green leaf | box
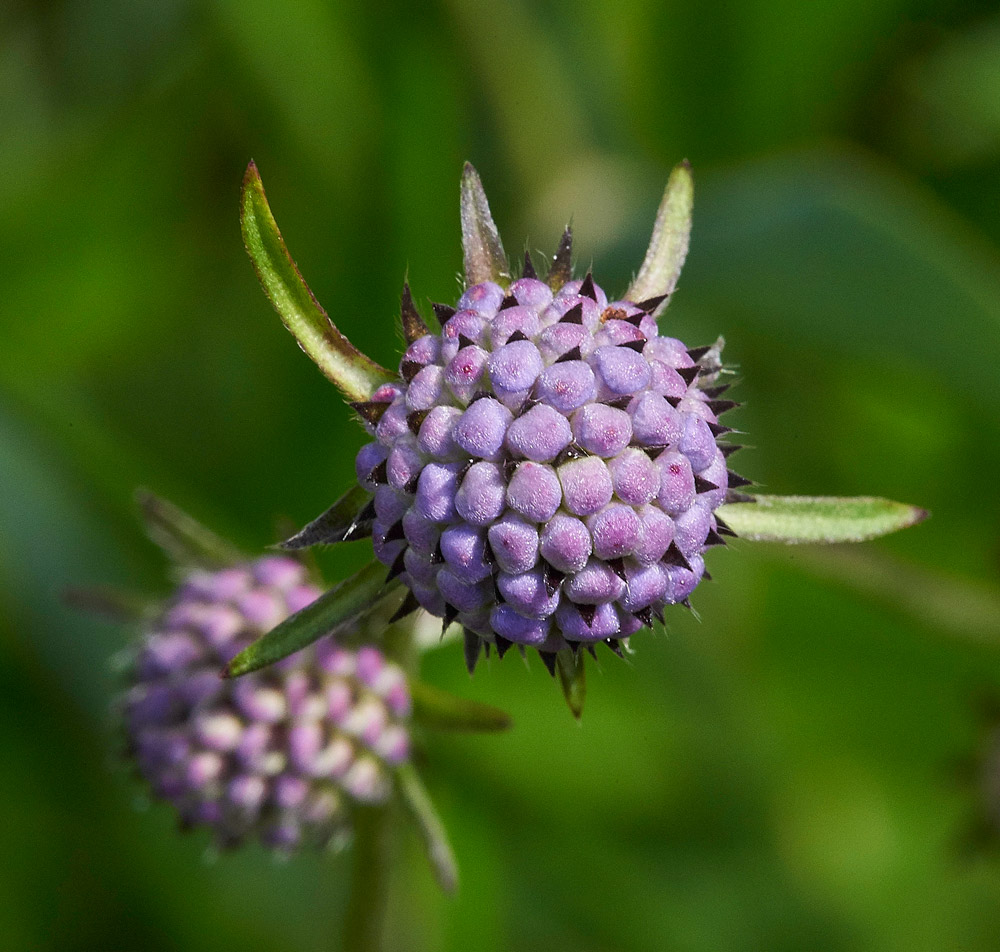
[136,491,244,570]
[460,162,510,287]
[240,162,394,402]
[409,680,512,733]
[626,160,694,309]
[716,494,929,544]
[395,763,458,894]
[278,484,372,550]
[555,647,586,719]
[224,559,389,677]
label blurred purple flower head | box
[120,555,411,851]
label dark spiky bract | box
[120,556,411,852]
[353,257,743,664]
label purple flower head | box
[352,227,743,668]
[120,555,411,852]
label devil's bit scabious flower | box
[344,165,745,669]
[240,158,926,700]
[353,271,741,666]
[121,554,411,851]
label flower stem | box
[342,804,395,952]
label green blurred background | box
[4,0,1000,948]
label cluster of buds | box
[121,554,411,851]
[238,160,925,692]
[354,267,744,667]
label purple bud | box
[633,504,675,564]
[402,334,440,366]
[673,502,712,558]
[440,524,492,583]
[487,512,540,574]
[572,404,632,457]
[455,461,506,526]
[554,601,620,640]
[374,486,409,524]
[403,547,438,585]
[497,569,560,618]
[607,448,660,505]
[593,345,651,395]
[437,569,491,612]
[452,397,512,460]
[487,339,544,395]
[416,405,462,458]
[536,361,597,413]
[402,509,441,553]
[539,514,593,573]
[444,345,488,402]
[415,461,462,521]
[356,442,388,486]
[620,563,668,611]
[405,364,445,411]
[387,441,424,492]
[506,462,562,522]
[509,277,553,310]
[489,604,551,645]
[630,392,681,446]
[587,504,642,560]
[505,404,573,462]
[458,281,505,314]
[558,456,613,516]
[564,558,626,604]
[678,414,718,473]
[657,451,695,515]
[490,304,540,348]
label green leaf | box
[136,491,244,570]
[626,160,693,309]
[278,484,372,549]
[716,494,929,544]
[395,763,458,894]
[224,559,390,677]
[240,162,395,402]
[460,162,510,287]
[409,680,512,732]
[556,647,586,719]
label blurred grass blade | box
[460,162,510,287]
[278,485,372,549]
[241,162,394,401]
[137,491,244,569]
[409,679,512,732]
[626,160,693,308]
[717,494,928,543]
[63,586,155,623]
[396,763,458,894]
[556,647,586,719]
[224,559,389,677]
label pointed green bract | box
[626,160,694,309]
[278,484,372,549]
[716,494,928,544]
[396,763,458,894]
[137,491,244,570]
[409,680,512,732]
[224,559,391,677]
[460,162,510,287]
[556,648,586,719]
[240,162,394,402]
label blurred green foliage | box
[3,0,1000,949]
